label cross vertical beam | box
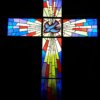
[41,0,62,99]
[41,38,62,100]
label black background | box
[0,0,99,99]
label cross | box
[7,0,97,100]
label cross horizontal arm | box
[8,18,42,37]
[63,19,98,37]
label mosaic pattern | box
[7,1,98,100]
[41,79,62,100]
[43,18,62,37]
[63,19,97,37]
[8,18,42,36]
[43,0,62,17]
[42,38,62,78]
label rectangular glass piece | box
[8,18,42,36]
[43,18,62,37]
[63,19,98,37]
[42,38,62,78]
[43,0,62,17]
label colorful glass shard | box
[43,18,62,37]
[42,38,62,78]
[8,18,42,36]
[43,0,62,17]
[63,19,98,37]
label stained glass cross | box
[7,0,97,100]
